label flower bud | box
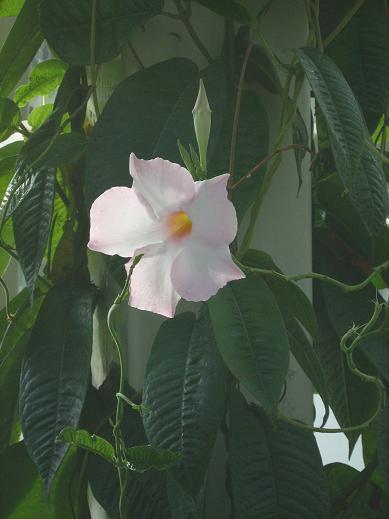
[192,79,211,173]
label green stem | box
[172,0,212,64]
[236,257,389,293]
[90,0,101,119]
[323,0,365,48]
[106,255,142,519]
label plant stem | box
[172,0,212,64]
[106,255,142,519]
[236,257,389,293]
[127,40,144,70]
[90,0,101,119]
[323,0,365,48]
[0,276,14,321]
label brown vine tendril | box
[229,143,313,192]
[107,254,142,519]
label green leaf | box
[296,47,365,190]
[228,391,329,518]
[193,0,249,21]
[314,281,377,453]
[0,0,43,97]
[27,104,53,131]
[23,133,87,171]
[85,59,228,208]
[325,0,389,133]
[235,25,282,95]
[293,107,309,192]
[0,0,24,17]
[39,0,163,66]
[208,277,289,416]
[349,145,388,238]
[0,442,84,519]
[56,427,115,465]
[0,286,45,363]
[125,445,180,472]
[208,91,269,221]
[0,334,28,454]
[13,169,55,295]
[143,310,227,496]
[87,405,171,518]
[20,284,94,494]
[242,249,320,340]
[0,97,21,142]
[14,60,68,108]
[378,406,389,495]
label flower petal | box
[171,241,245,302]
[130,153,195,217]
[88,187,164,258]
[184,174,237,246]
[128,244,181,318]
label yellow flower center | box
[166,210,192,240]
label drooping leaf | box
[208,277,289,416]
[235,25,282,95]
[193,0,249,21]
[228,391,330,518]
[0,97,21,142]
[296,47,365,190]
[13,169,55,295]
[27,104,53,131]
[314,278,378,453]
[20,283,95,494]
[142,310,227,496]
[293,107,309,192]
[125,445,180,472]
[0,0,43,97]
[208,91,269,221]
[14,60,68,107]
[378,406,389,495]
[87,406,171,518]
[85,58,228,207]
[325,0,389,133]
[56,427,115,465]
[0,442,84,519]
[39,0,163,66]
[297,47,388,237]
[0,0,24,17]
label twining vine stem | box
[90,0,101,119]
[322,0,365,48]
[106,255,142,519]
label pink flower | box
[88,153,244,317]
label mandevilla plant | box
[0,0,389,518]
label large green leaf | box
[208,91,269,221]
[142,310,227,496]
[85,58,228,207]
[20,284,94,494]
[0,442,83,519]
[378,406,389,495]
[228,391,329,518]
[297,47,388,237]
[314,284,377,453]
[0,0,24,17]
[14,60,68,108]
[22,133,87,171]
[0,0,43,97]
[87,407,171,519]
[39,0,163,66]
[13,169,55,295]
[296,47,365,190]
[0,97,21,142]
[326,0,389,133]
[208,277,289,416]
[193,0,249,20]
[27,104,53,131]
